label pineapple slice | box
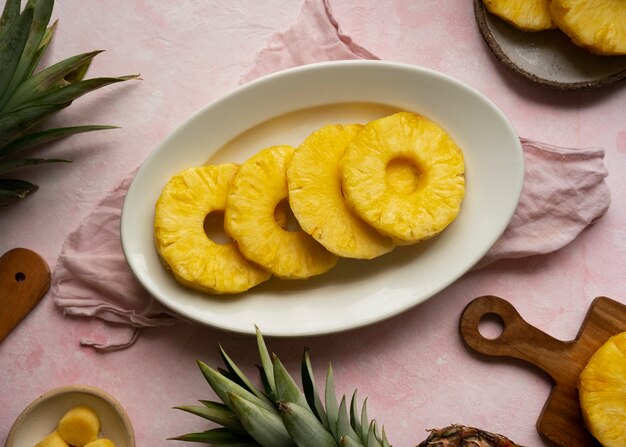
[57,406,100,446]
[578,332,626,447]
[287,124,395,259]
[483,0,555,31]
[35,432,70,447]
[551,0,626,55]
[341,112,465,245]
[225,145,338,279]
[84,439,116,447]
[155,164,270,294]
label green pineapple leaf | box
[0,178,37,197]
[255,326,276,397]
[0,102,69,148]
[197,360,276,414]
[279,402,337,447]
[0,5,33,97]
[337,396,361,443]
[273,354,310,410]
[0,0,21,40]
[4,50,104,111]
[174,402,247,436]
[168,427,257,445]
[359,399,370,443]
[0,125,118,158]
[228,392,295,447]
[0,157,68,175]
[325,364,340,440]
[0,0,54,110]
[349,391,362,436]
[366,421,382,447]
[219,344,274,408]
[301,348,329,429]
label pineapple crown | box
[0,0,138,205]
[172,328,392,447]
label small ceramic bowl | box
[5,385,135,447]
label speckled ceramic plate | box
[474,0,626,90]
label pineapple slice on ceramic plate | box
[551,0,626,55]
[482,0,554,31]
[154,164,270,294]
[341,112,465,245]
[225,145,338,279]
[287,124,394,259]
[578,331,626,447]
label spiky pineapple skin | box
[287,123,395,259]
[483,0,554,32]
[341,112,465,245]
[551,0,626,55]
[578,332,626,447]
[225,145,338,279]
[416,425,522,447]
[155,164,270,294]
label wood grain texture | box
[460,295,626,447]
[0,248,51,344]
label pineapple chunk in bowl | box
[121,60,524,336]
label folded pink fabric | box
[52,0,611,350]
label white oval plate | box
[121,61,524,337]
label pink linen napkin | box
[52,0,611,350]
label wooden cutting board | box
[0,248,50,344]
[460,295,626,447]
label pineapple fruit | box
[225,145,338,279]
[172,329,521,447]
[156,112,465,294]
[287,124,395,259]
[0,0,137,206]
[550,0,626,55]
[56,405,100,446]
[483,0,555,31]
[482,0,626,55]
[84,440,116,447]
[35,431,69,447]
[341,112,465,245]
[578,331,626,447]
[154,164,271,294]
[417,425,521,446]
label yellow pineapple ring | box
[155,164,270,294]
[225,145,338,279]
[341,112,465,244]
[287,124,394,259]
[483,0,555,32]
[578,331,626,447]
[551,0,626,55]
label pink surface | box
[1,1,626,446]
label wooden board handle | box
[460,295,573,381]
[0,248,50,344]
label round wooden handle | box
[0,248,51,344]
[459,295,570,380]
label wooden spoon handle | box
[0,248,50,344]
[460,295,572,381]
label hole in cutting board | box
[478,313,505,339]
[15,272,26,283]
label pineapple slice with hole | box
[341,112,465,245]
[35,431,70,447]
[551,0,626,55]
[155,164,270,294]
[483,0,555,31]
[57,406,100,446]
[225,145,338,279]
[287,123,395,259]
[578,331,626,447]
[84,439,116,447]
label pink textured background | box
[1,1,626,446]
